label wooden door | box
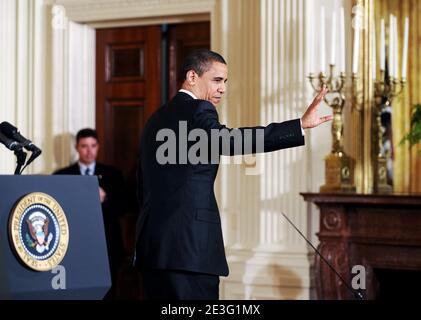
[96,26,161,213]
[96,26,161,274]
[168,21,210,99]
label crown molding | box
[52,0,216,23]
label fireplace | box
[301,193,421,300]
[372,268,421,299]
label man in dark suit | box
[134,50,331,300]
[54,128,127,299]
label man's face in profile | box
[76,137,99,165]
[194,61,228,106]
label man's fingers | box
[320,115,333,123]
[317,85,328,97]
[310,87,328,110]
[318,87,328,100]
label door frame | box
[51,0,216,129]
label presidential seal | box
[8,192,69,272]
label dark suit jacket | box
[135,92,305,276]
[54,162,127,271]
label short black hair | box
[181,49,227,79]
[76,128,99,144]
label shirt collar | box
[78,161,96,175]
[179,89,197,100]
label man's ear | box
[186,70,197,85]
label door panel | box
[96,26,161,216]
[168,21,210,99]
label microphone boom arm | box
[14,149,27,175]
[281,212,363,300]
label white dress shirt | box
[78,161,96,175]
[179,89,198,100]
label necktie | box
[84,167,91,176]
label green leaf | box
[400,104,421,155]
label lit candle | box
[389,14,394,77]
[394,16,399,79]
[380,19,385,71]
[310,16,315,73]
[352,18,360,74]
[340,7,345,73]
[320,7,326,73]
[310,13,319,72]
[402,17,409,79]
[372,21,376,80]
[330,12,336,66]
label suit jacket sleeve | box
[192,100,305,155]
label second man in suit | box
[54,128,127,299]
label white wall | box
[0,0,48,174]
[0,0,95,175]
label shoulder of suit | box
[188,98,213,110]
[193,99,218,117]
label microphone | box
[0,131,23,151]
[281,212,364,300]
[0,130,27,174]
[0,122,42,167]
[0,122,42,154]
[0,122,42,173]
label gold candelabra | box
[373,71,406,193]
[309,65,356,193]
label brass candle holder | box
[373,71,406,193]
[309,65,356,193]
